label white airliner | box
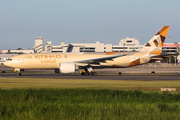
[4,26,170,76]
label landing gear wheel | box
[17,73,22,76]
[81,72,85,75]
[89,72,93,76]
[85,72,89,75]
[93,72,97,76]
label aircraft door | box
[20,58,24,63]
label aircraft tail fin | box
[66,44,73,52]
[140,26,170,56]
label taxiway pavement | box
[0,73,180,81]
[0,65,180,81]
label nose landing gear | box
[17,73,22,76]
[14,69,22,76]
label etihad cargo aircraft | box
[4,26,170,76]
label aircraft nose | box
[3,61,9,67]
[3,61,7,66]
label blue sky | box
[0,0,179,50]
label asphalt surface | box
[0,73,180,81]
[1,64,180,73]
[0,65,180,81]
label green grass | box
[0,89,180,119]
[1,78,180,119]
[1,78,180,91]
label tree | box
[174,52,179,64]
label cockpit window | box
[6,59,12,61]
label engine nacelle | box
[59,62,78,74]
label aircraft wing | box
[76,54,125,64]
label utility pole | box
[123,37,125,52]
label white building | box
[43,37,144,53]
[1,37,180,64]
[1,37,178,54]
[44,40,52,53]
[33,37,44,53]
[113,37,143,52]
[0,49,33,54]
[0,54,18,64]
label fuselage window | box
[6,59,12,61]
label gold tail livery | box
[4,26,170,76]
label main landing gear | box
[80,67,97,76]
[80,71,97,76]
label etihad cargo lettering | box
[35,55,61,59]
[41,59,56,63]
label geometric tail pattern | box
[128,26,170,67]
[142,26,170,55]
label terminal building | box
[34,37,144,53]
[162,43,179,54]
[34,37,180,55]
[1,37,180,63]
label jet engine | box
[59,62,79,74]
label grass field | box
[1,78,180,119]
[0,78,180,91]
[1,89,180,120]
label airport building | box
[1,37,180,63]
[34,37,144,53]
[33,37,44,53]
[162,43,180,54]
[35,37,180,54]
[0,54,18,64]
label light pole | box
[82,39,84,52]
[17,40,19,50]
[123,43,125,52]
[123,37,125,52]
[168,36,171,66]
